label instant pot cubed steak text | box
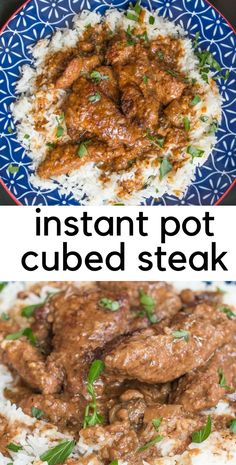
[0,282,235,464]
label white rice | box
[0,281,235,465]
[12,7,222,205]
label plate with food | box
[0,0,235,205]
[0,280,235,465]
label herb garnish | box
[137,31,148,42]
[109,461,118,465]
[126,12,139,21]
[193,33,229,82]
[24,134,30,139]
[1,312,10,321]
[125,0,141,21]
[21,303,42,318]
[88,92,101,103]
[7,443,23,452]
[149,15,155,25]
[208,120,218,134]
[156,50,164,60]
[138,435,163,452]
[229,419,236,433]
[143,75,149,84]
[83,359,105,428]
[46,142,56,150]
[159,157,172,180]
[190,95,201,106]
[5,327,37,345]
[172,329,189,342]
[8,164,19,174]
[138,289,157,324]
[90,71,109,82]
[200,115,209,122]
[166,69,178,78]
[77,140,91,158]
[183,116,190,131]
[7,126,13,134]
[187,146,205,159]
[152,418,162,431]
[192,416,212,443]
[99,298,120,311]
[218,368,231,390]
[125,25,135,46]
[146,129,165,148]
[32,406,44,419]
[0,282,7,292]
[56,113,65,138]
[219,305,236,320]
[40,440,76,465]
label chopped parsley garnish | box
[137,31,148,42]
[77,140,91,158]
[0,282,7,292]
[218,368,231,390]
[152,418,162,431]
[5,327,37,346]
[146,129,165,148]
[8,164,19,174]
[138,289,157,324]
[7,126,13,134]
[83,360,105,428]
[192,416,212,443]
[126,12,139,21]
[46,142,56,150]
[159,157,172,180]
[32,406,44,419]
[99,298,120,311]
[190,95,201,106]
[56,126,64,138]
[149,15,155,25]
[56,114,65,138]
[21,303,42,318]
[90,70,109,82]
[7,443,23,452]
[166,69,178,78]
[24,134,30,139]
[229,419,236,433]
[183,116,190,131]
[156,50,164,60]
[125,25,135,46]
[193,39,229,82]
[143,75,149,84]
[200,115,209,122]
[208,119,218,134]
[109,461,118,465]
[88,92,101,103]
[40,440,76,465]
[219,305,236,320]
[1,312,10,321]
[187,145,205,159]
[172,329,189,342]
[138,435,163,452]
[7,463,13,465]
[133,0,141,14]
[193,31,200,50]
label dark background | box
[0,0,235,205]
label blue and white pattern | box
[0,0,235,206]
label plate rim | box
[0,0,235,206]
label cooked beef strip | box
[97,282,182,323]
[104,303,234,384]
[1,339,63,394]
[170,343,236,411]
[55,55,101,89]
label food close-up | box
[0,281,235,465]
[0,0,235,205]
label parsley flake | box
[88,92,101,103]
[172,329,189,342]
[99,298,120,311]
[159,157,172,180]
[192,416,212,443]
[40,440,76,465]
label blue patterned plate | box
[0,0,235,205]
